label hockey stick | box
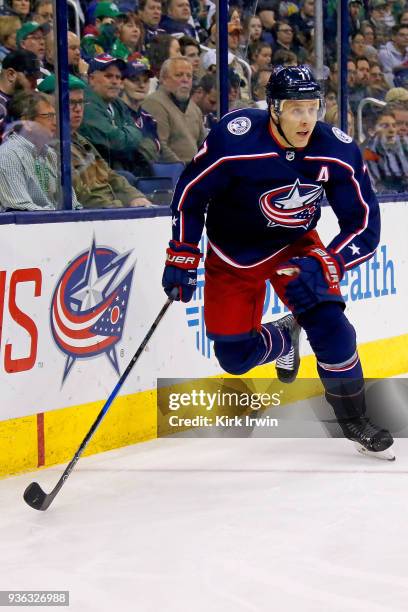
[23,288,179,511]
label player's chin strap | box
[271,114,296,148]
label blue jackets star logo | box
[50,238,136,384]
[259,178,323,229]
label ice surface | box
[1,412,408,611]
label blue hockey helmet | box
[266,65,324,116]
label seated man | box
[0,91,80,210]
[80,53,155,176]
[38,73,152,208]
[142,57,206,163]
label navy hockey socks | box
[214,322,290,376]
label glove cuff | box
[166,241,202,270]
[308,247,345,286]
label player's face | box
[273,99,319,147]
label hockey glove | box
[277,247,345,312]
[162,240,202,303]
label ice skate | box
[273,314,301,384]
[339,417,395,461]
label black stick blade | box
[23,482,51,511]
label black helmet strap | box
[269,100,296,148]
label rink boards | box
[0,201,407,476]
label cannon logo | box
[50,238,135,384]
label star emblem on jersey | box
[348,243,361,255]
[227,116,251,135]
[286,151,295,161]
[259,178,324,229]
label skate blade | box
[353,442,396,461]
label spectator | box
[324,87,338,111]
[179,34,202,81]
[81,2,126,60]
[146,33,181,81]
[325,104,355,137]
[349,56,370,114]
[289,0,314,46]
[138,0,165,47]
[361,21,376,47]
[0,15,21,64]
[400,10,408,26]
[367,0,392,46]
[45,31,89,79]
[241,14,263,51]
[378,23,408,86]
[271,48,297,66]
[38,72,152,208]
[350,31,368,61]
[116,12,145,60]
[386,100,408,138]
[0,91,80,210]
[252,67,272,108]
[228,4,242,28]
[272,20,307,63]
[255,1,276,46]
[201,47,235,74]
[392,63,408,88]
[227,21,244,59]
[248,41,272,74]
[8,0,30,22]
[80,54,153,176]
[142,57,205,163]
[16,21,49,66]
[160,0,198,39]
[32,0,53,27]
[348,0,364,37]
[366,60,389,99]
[191,72,217,131]
[0,49,40,138]
[121,58,177,161]
[363,108,408,191]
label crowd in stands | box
[0,0,407,211]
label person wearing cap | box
[38,72,152,209]
[79,53,155,177]
[121,59,177,162]
[16,21,48,62]
[80,2,127,61]
[368,0,392,46]
[0,90,81,211]
[0,49,40,139]
[142,56,205,163]
[378,22,408,85]
[160,0,198,39]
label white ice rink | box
[2,422,408,612]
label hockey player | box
[162,64,394,460]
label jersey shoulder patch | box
[332,126,353,144]
[227,116,252,136]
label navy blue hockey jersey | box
[170,108,380,269]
